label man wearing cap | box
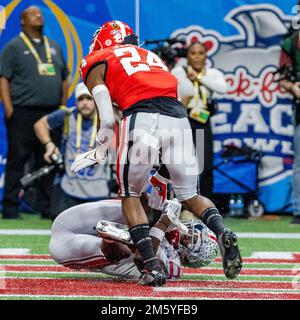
[34,83,112,219]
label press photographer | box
[279,23,300,224]
[20,151,64,188]
[33,82,112,220]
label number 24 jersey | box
[80,44,178,111]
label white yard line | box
[1,264,299,271]
[185,273,298,278]
[0,229,300,239]
[0,249,30,255]
[250,252,295,259]
[236,233,300,239]
[0,230,50,235]
[0,270,298,278]
[0,259,54,262]
[0,271,103,276]
[154,287,300,293]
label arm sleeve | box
[47,109,67,130]
[0,43,16,80]
[92,85,115,152]
[200,68,228,94]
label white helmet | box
[177,220,218,268]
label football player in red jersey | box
[71,21,242,286]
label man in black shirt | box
[0,6,69,219]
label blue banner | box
[0,0,297,212]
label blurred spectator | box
[34,83,112,220]
[172,41,227,198]
[0,6,69,219]
[279,27,300,224]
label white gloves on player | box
[71,147,107,173]
[162,198,181,223]
[161,198,188,233]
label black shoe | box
[138,258,167,287]
[291,216,300,224]
[218,229,242,279]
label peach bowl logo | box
[171,4,292,108]
[171,4,295,211]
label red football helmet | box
[89,20,136,52]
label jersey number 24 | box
[114,47,168,76]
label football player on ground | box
[71,21,242,286]
[49,180,218,283]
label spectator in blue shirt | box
[34,83,112,219]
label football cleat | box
[96,220,133,245]
[218,229,242,279]
[138,258,167,287]
[139,270,167,287]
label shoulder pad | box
[80,50,106,84]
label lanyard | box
[19,32,52,64]
[193,79,207,109]
[76,112,98,153]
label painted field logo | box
[0,266,6,290]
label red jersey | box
[80,45,178,111]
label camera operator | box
[34,83,111,220]
[171,41,227,199]
[279,24,300,224]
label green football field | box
[0,213,300,300]
[0,213,299,255]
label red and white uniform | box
[80,44,178,111]
[49,199,182,279]
[81,42,198,201]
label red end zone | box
[1,255,300,300]
[1,278,300,300]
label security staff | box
[0,6,69,219]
